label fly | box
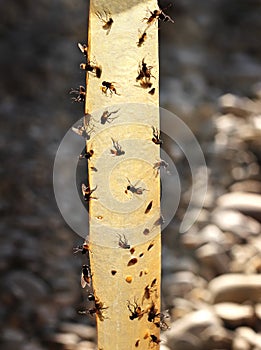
[73,241,90,254]
[117,233,130,249]
[100,109,120,124]
[80,60,102,78]
[101,81,120,96]
[158,310,171,331]
[137,30,147,47]
[96,10,113,35]
[81,264,92,288]
[144,5,174,28]
[147,301,159,322]
[158,7,174,23]
[110,138,125,156]
[152,126,163,145]
[152,215,165,232]
[80,306,107,321]
[125,178,148,195]
[136,59,155,90]
[81,184,98,201]
[143,285,152,301]
[150,334,161,345]
[147,302,170,331]
[88,293,106,309]
[127,299,144,320]
[69,85,86,103]
[79,149,94,160]
[79,294,108,321]
[72,117,94,140]
[136,58,155,81]
[142,279,157,303]
[153,159,169,176]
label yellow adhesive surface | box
[85,1,161,348]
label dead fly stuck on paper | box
[69,85,86,103]
[81,184,98,201]
[81,264,92,288]
[96,10,113,35]
[110,138,125,156]
[100,109,120,125]
[125,178,148,195]
[72,116,94,141]
[101,81,120,96]
[152,126,163,145]
[117,233,130,249]
[80,60,102,78]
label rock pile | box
[162,89,261,350]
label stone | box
[166,309,224,350]
[194,209,210,228]
[229,180,261,194]
[2,328,26,343]
[208,274,261,303]
[255,304,261,321]
[34,302,59,329]
[163,271,207,300]
[161,248,198,275]
[219,93,259,116]
[235,327,261,349]
[181,231,202,249]
[212,208,261,239]
[2,271,48,302]
[59,322,96,340]
[45,333,80,349]
[252,82,261,99]
[216,192,261,222]
[230,243,261,273]
[181,224,227,250]
[246,254,261,274]
[196,242,230,275]
[200,325,233,349]
[76,341,96,350]
[167,332,201,350]
[214,302,255,328]
[232,336,251,350]
[21,342,45,350]
[170,297,198,319]
[215,113,245,135]
[198,224,226,244]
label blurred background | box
[0,0,261,349]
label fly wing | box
[81,273,87,288]
[78,43,87,55]
[81,183,88,196]
[72,126,83,136]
